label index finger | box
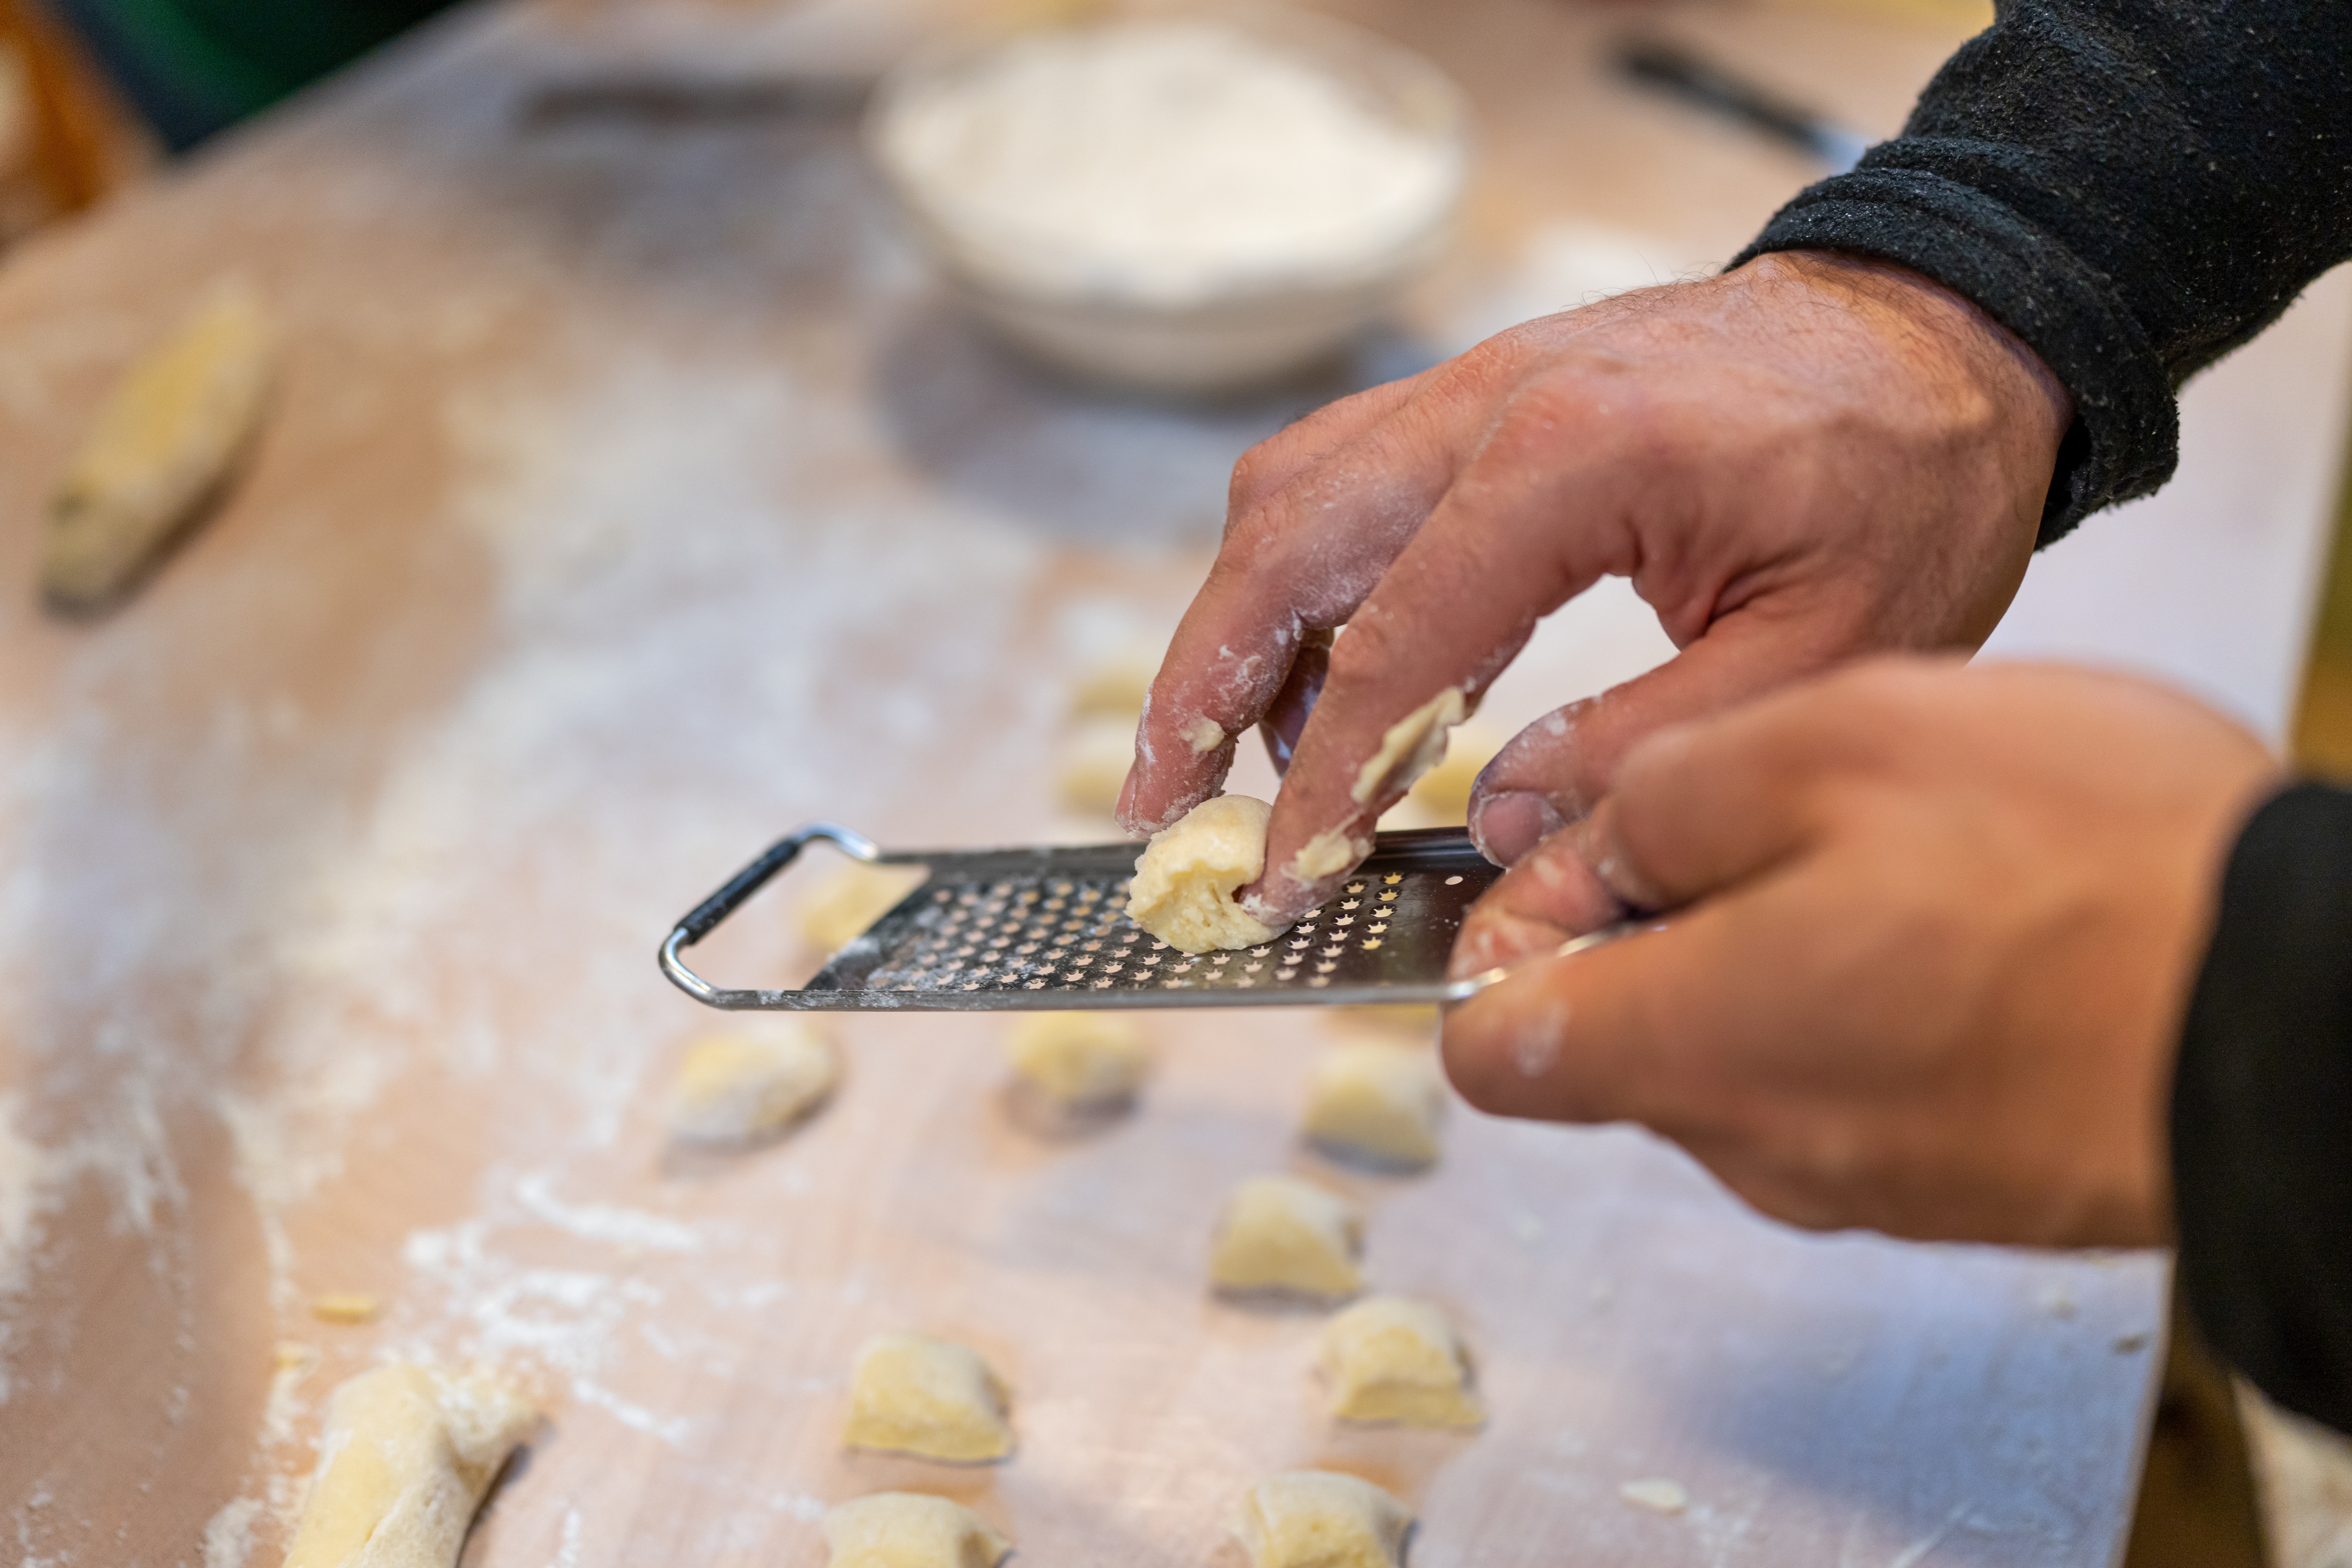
[1116,378,1459,835]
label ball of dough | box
[802,863,928,954]
[1318,1295,1485,1429]
[1229,1471,1414,1568]
[1127,795,1283,954]
[843,1334,1015,1463]
[667,1023,837,1143]
[281,1364,536,1568]
[1006,1013,1150,1107]
[1209,1174,1363,1300]
[1302,1042,1445,1171]
[822,1493,1012,1568]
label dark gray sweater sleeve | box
[1732,1,2352,545]
[2173,784,2352,1437]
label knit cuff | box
[1730,162,2177,547]
[2171,782,2352,1437]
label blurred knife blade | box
[1615,38,1871,173]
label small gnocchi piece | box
[1230,1471,1414,1568]
[1057,715,1139,818]
[802,862,928,954]
[44,285,275,614]
[1318,1295,1484,1429]
[1007,1013,1150,1108]
[1405,719,1505,820]
[822,1493,1011,1568]
[667,1023,837,1143]
[1302,1042,1446,1171]
[1209,1175,1363,1301]
[280,1364,536,1568]
[842,1334,1015,1463]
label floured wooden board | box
[2,1,2347,1566]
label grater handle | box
[661,821,881,1004]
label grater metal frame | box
[658,821,1645,1012]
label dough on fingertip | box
[843,1335,1015,1463]
[1128,795,1283,953]
[1007,1013,1149,1108]
[1318,1295,1484,1429]
[280,1364,536,1568]
[1303,1042,1445,1171]
[668,1023,837,1143]
[1210,1175,1363,1300]
[822,1492,1011,1568]
[1230,1471,1414,1568]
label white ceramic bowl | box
[866,12,1468,395]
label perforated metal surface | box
[661,828,1507,1011]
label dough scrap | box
[46,285,275,614]
[668,1023,837,1142]
[1209,1174,1363,1300]
[1058,715,1138,817]
[310,1293,381,1325]
[1007,1013,1150,1107]
[1318,1295,1484,1429]
[1351,687,1467,805]
[281,1364,535,1568]
[1303,1042,1445,1171]
[1405,719,1504,821]
[843,1334,1015,1463]
[822,1493,1011,1568]
[1619,1477,1690,1515]
[1230,1471,1414,1568]
[802,863,929,954]
[1127,795,1283,953]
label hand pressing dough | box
[668,1023,837,1142]
[802,863,928,953]
[823,1493,1011,1568]
[1303,1042,1445,1171]
[1230,1471,1414,1568]
[843,1334,1015,1463]
[1058,715,1138,817]
[281,1364,535,1568]
[46,285,275,615]
[1127,795,1283,953]
[1007,1013,1149,1107]
[1209,1175,1363,1300]
[1318,1296,1484,1428]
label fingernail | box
[1470,792,1564,866]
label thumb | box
[1467,599,1857,866]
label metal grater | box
[659,822,1645,1012]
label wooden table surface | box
[2,2,2347,1566]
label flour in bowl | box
[876,20,1461,303]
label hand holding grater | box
[658,822,1649,1012]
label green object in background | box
[54,0,462,149]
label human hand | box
[1116,250,2072,930]
[1441,657,2281,1248]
